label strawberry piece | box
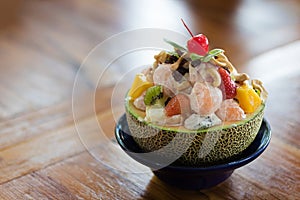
[218,67,237,99]
[165,94,190,116]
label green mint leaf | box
[190,49,224,62]
[190,53,203,61]
[201,49,225,62]
[208,48,224,56]
[168,51,179,57]
[163,38,187,51]
[191,53,213,62]
[202,55,213,62]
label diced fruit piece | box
[218,67,237,99]
[144,85,164,106]
[145,106,166,124]
[128,73,153,100]
[190,82,223,115]
[184,114,221,130]
[216,99,245,122]
[165,94,190,116]
[236,85,262,113]
[133,91,146,111]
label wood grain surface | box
[0,0,299,199]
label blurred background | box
[0,0,299,120]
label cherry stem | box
[181,18,194,37]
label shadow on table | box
[142,176,211,199]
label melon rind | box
[125,100,264,166]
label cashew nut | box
[234,73,250,83]
[210,52,237,74]
[153,51,168,68]
[252,79,268,101]
[210,56,226,67]
[206,67,221,87]
[170,52,189,71]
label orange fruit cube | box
[128,73,153,100]
[236,85,261,113]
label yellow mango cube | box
[128,73,153,100]
[236,85,261,113]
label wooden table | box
[0,0,299,199]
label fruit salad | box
[127,20,268,130]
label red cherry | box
[181,19,209,56]
[187,34,209,56]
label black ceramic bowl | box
[115,114,271,190]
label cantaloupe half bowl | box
[125,98,265,166]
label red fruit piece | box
[165,94,190,117]
[218,67,237,99]
[181,19,209,56]
[187,34,209,56]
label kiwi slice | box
[144,85,164,106]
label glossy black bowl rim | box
[115,114,271,172]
